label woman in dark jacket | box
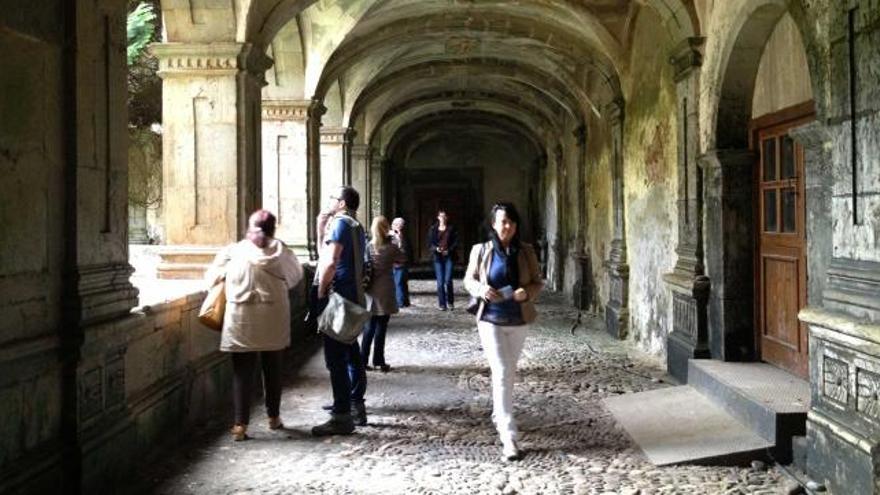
[427,209,458,310]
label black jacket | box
[427,224,458,262]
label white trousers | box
[477,321,528,443]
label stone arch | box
[380,109,547,259]
[700,0,823,366]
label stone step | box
[604,386,773,466]
[687,359,810,463]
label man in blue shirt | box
[313,186,368,436]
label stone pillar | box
[350,143,371,223]
[153,42,270,278]
[320,127,346,199]
[797,28,880,489]
[305,100,325,260]
[552,144,567,292]
[663,37,710,383]
[571,124,593,310]
[261,99,309,252]
[604,100,629,339]
[789,122,833,307]
[342,127,357,185]
[369,151,384,221]
[701,149,756,361]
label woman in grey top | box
[361,216,406,372]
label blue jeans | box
[361,314,391,367]
[322,335,367,415]
[433,256,454,308]
[393,266,410,307]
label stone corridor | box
[137,281,788,495]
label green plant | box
[127,2,156,65]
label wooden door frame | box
[748,100,814,375]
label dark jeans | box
[231,350,283,425]
[393,266,410,307]
[322,334,367,415]
[433,256,454,308]
[361,314,391,367]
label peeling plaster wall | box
[620,7,679,356]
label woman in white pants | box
[464,202,543,461]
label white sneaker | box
[501,439,520,461]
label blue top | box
[327,215,366,303]
[481,248,524,326]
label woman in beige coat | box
[206,210,303,441]
[361,216,405,372]
[464,202,543,461]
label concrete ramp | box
[604,386,772,466]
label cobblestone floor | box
[138,281,791,495]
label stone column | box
[789,122,833,307]
[350,143,371,223]
[370,152,384,221]
[604,100,629,339]
[797,43,880,491]
[153,42,270,278]
[320,126,347,209]
[701,149,755,361]
[305,100,325,260]
[552,144,567,292]
[261,99,309,253]
[571,123,594,310]
[342,127,357,185]
[663,37,710,383]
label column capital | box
[669,37,705,82]
[572,123,587,147]
[308,99,327,119]
[789,121,833,151]
[320,126,347,144]
[262,99,311,121]
[152,42,270,79]
[604,98,625,126]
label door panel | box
[755,116,810,378]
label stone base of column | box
[570,253,593,310]
[664,271,711,383]
[801,303,880,494]
[604,255,629,340]
[156,246,220,280]
[806,412,880,495]
[77,264,140,324]
[605,301,628,340]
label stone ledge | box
[800,306,880,346]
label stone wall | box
[618,7,679,356]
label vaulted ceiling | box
[252,0,698,155]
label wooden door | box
[755,121,809,377]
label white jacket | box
[206,238,303,352]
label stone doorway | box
[750,105,813,378]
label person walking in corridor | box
[206,210,304,441]
[312,186,369,435]
[361,216,406,372]
[428,209,458,310]
[464,202,543,461]
[390,217,411,308]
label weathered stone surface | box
[134,282,789,494]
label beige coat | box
[366,241,405,315]
[464,241,544,323]
[206,239,303,352]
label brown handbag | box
[198,281,226,331]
